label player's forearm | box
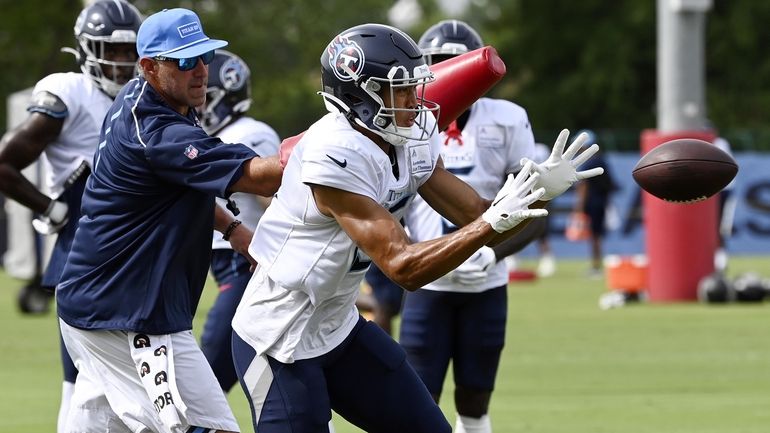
[384,218,496,290]
[0,163,51,213]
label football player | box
[229,23,585,433]
[198,49,280,392]
[400,20,601,433]
[0,1,141,431]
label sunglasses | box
[154,50,215,71]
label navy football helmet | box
[66,0,142,97]
[200,50,252,135]
[320,23,439,146]
[418,20,483,65]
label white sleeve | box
[301,141,381,200]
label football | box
[632,138,738,203]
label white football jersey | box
[403,97,536,293]
[32,73,113,196]
[233,112,441,362]
[211,117,280,250]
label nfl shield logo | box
[184,145,199,159]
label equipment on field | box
[697,271,733,303]
[732,272,767,303]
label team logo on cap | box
[327,35,364,82]
[177,21,202,38]
[220,57,247,91]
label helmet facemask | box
[75,30,138,98]
[331,61,439,146]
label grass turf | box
[1,257,768,432]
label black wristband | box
[222,220,242,241]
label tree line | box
[2,0,769,150]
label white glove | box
[520,128,605,201]
[482,161,549,233]
[451,245,496,286]
[32,200,69,235]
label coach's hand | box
[520,128,604,201]
[482,162,548,233]
[451,246,496,286]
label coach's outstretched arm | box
[229,155,283,197]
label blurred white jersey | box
[233,112,441,362]
[32,73,112,196]
[404,97,536,293]
[211,117,280,250]
[713,136,736,191]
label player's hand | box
[32,200,69,235]
[520,129,604,201]
[482,162,549,233]
[451,246,496,286]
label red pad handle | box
[421,46,507,131]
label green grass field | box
[2,257,769,433]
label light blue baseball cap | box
[137,8,228,59]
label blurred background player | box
[533,141,557,277]
[0,0,142,431]
[198,49,280,392]
[712,132,736,271]
[571,129,617,277]
[400,20,542,433]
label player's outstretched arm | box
[312,183,493,290]
[521,128,604,201]
[229,155,283,197]
[312,166,546,291]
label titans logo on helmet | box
[220,57,247,91]
[327,35,364,82]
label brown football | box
[632,138,738,203]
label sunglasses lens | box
[175,51,215,71]
[201,50,215,65]
[177,57,197,71]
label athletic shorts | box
[232,316,450,433]
[399,286,507,395]
[60,319,238,433]
[202,249,253,391]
